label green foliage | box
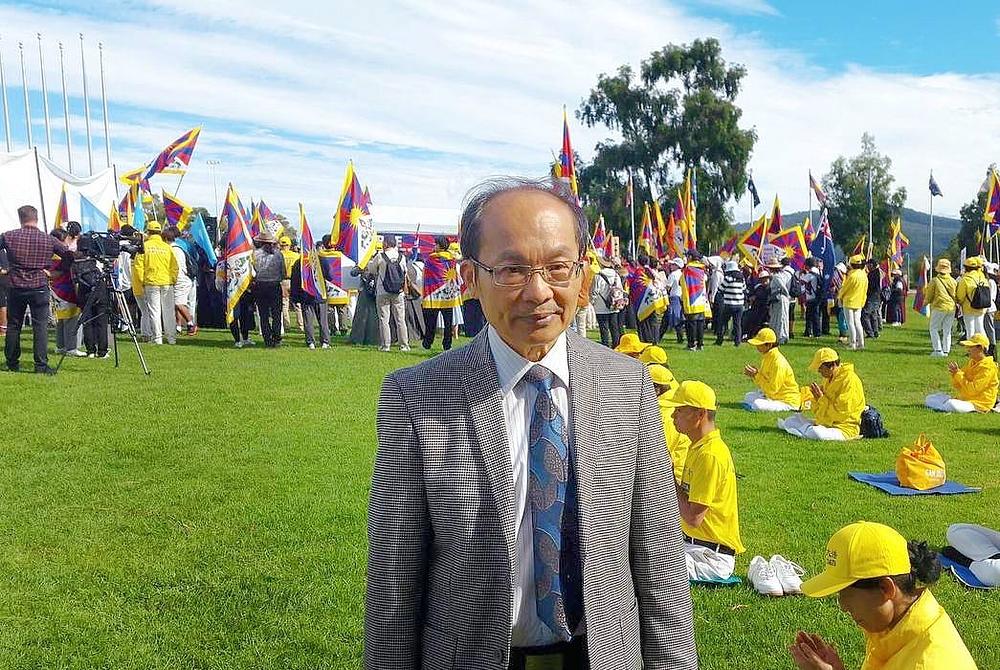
[944,187,993,263]
[822,133,906,250]
[577,38,756,250]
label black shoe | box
[5,362,19,372]
[34,365,56,375]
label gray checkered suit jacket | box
[366,328,697,669]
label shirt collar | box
[689,428,721,452]
[487,325,570,395]
[865,590,941,663]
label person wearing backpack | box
[956,256,989,338]
[589,255,625,348]
[778,348,866,441]
[372,234,410,352]
[923,258,958,356]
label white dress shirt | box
[486,325,573,647]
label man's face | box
[671,405,703,438]
[460,189,583,356]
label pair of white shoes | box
[748,554,805,596]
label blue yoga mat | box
[690,575,742,587]
[939,554,993,589]
[848,471,981,496]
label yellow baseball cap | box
[648,364,676,388]
[614,333,648,355]
[801,522,910,598]
[639,345,668,365]
[659,380,717,411]
[809,347,840,371]
[960,333,989,349]
[964,256,983,269]
[849,254,865,265]
[146,220,162,233]
[747,327,777,346]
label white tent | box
[370,204,460,236]
[0,150,118,233]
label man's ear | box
[460,260,478,300]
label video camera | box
[76,227,144,260]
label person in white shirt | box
[371,234,410,352]
[163,226,197,336]
[589,255,624,347]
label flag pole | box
[628,170,636,258]
[808,170,813,238]
[98,41,111,168]
[0,36,12,152]
[36,33,52,160]
[929,173,934,261]
[79,33,93,175]
[18,41,32,148]
[58,41,72,172]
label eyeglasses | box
[469,257,585,287]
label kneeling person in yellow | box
[614,331,649,359]
[779,348,865,441]
[742,327,800,412]
[664,381,744,580]
[790,521,978,670]
[925,333,999,413]
[650,364,690,483]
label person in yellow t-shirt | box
[664,380,744,580]
[742,327,800,411]
[838,254,869,350]
[790,521,978,670]
[613,332,649,359]
[925,333,999,413]
[779,348,866,440]
[649,364,689,483]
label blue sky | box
[1,0,999,226]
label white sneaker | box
[321,343,330,349]
[770,554,806,595]
[69,349,88,357]
[234,340,244,349]
[243,339,255,347]
[748,555,783,596]
[308,343,315,350]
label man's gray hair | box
[459,176,588,259]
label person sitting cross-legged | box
[665,380,745,580]
[649,363,690,484]
[925,333,998,413]
[742,327,801,412]
[779,347,866,441]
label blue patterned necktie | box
[524,364,580,641]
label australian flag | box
[809,208,837,296]
[929,173,943,197]
[747,175,761,208]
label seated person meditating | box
[789,521,978,670]
[779,348,865,441]
[665,381,744,580]
[742,327,800,412]
[649,363,690,484]
[925,333,998,413]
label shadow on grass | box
[959,428,1000,438]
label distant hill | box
[737,208,961,261]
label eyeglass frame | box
[467,256,587,288]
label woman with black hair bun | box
[788,521,978,669]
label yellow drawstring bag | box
[896,434,946,490]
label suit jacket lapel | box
[566,329,601,555]
[462,331,519,573]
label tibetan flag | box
[653,202,668,258]
[79,195,108,233]
[809,171,827,206]
[685,169,698,250]
[120,165,146,185]
[638,203,655,256]
[769,226,810,271]
[673,189,692,251]
[163,190,193,229]
[912,256,930,316]
[222,186,254,324]
[332,161,377,268]
[851,235,867,258]
[318,248,352,306]
[108,205,122,232]
[142,127,202,180]
[554,106,579,198]
[53,184,69,230]
[257,200,276,224]
[249,201,262,239]
[802,216,815,245]
[118,182,137,221]
[422,250,462,309]
[298,204,325,300]
[984,169,1000,237]
[361,187,372,215]
[680,262,708,315]
[737,214,768,265]
[720,233,739,258]
[766,194,782,236]
[188,211,218,267]
[627,267,664,321]
[592,215,611,257]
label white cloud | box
[696,0,781,16]
[1,1,998,225]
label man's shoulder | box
[384,340,474,392]
[569,331,646,380]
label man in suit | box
[366,176,697,670]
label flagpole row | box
[79,34,93,175]
[58,41,72,172]
[98,42,112,169]
[18,41,32,148]
[0,36,11,152]
[35,34,52,160]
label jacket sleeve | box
[630,371,697,669]
[365,373,430,670]
[754,355,781,398]
[924,279,937,305]
[956,277,969,304]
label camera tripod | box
[54,263,151,375]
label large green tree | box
[944,186,993,263]
[577,38,756,252]
[822,133,906,251]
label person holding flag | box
[420,236,461,351]
[680,250,710,350]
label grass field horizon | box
[1,318,997,668]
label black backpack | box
[787,272,802,299]
[970,281,991,310]
[860,405,890,439]
[381,252,405,294]
[182,246,200,280]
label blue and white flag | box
[79,195,108,233]
[929,172,943,197]
[188,211,218,266]
[747,174,761,208]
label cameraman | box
[73,252,111,359]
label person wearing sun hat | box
[838,254,869,350]
[649,364,690,483]
[923,257,957,357]
[742,327,800,412]
[639,343,669,367]
[663,380,744,579]
[614,331,649,358]
[924,333,998,413]
[956,255,989,338]
[789,521,978,670]
[779,347,865,440]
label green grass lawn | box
[0,318,997,669]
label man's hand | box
[948,361,960,374]
[789,632,845,670]
[809,382,823,399]
[743,364,758,378]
